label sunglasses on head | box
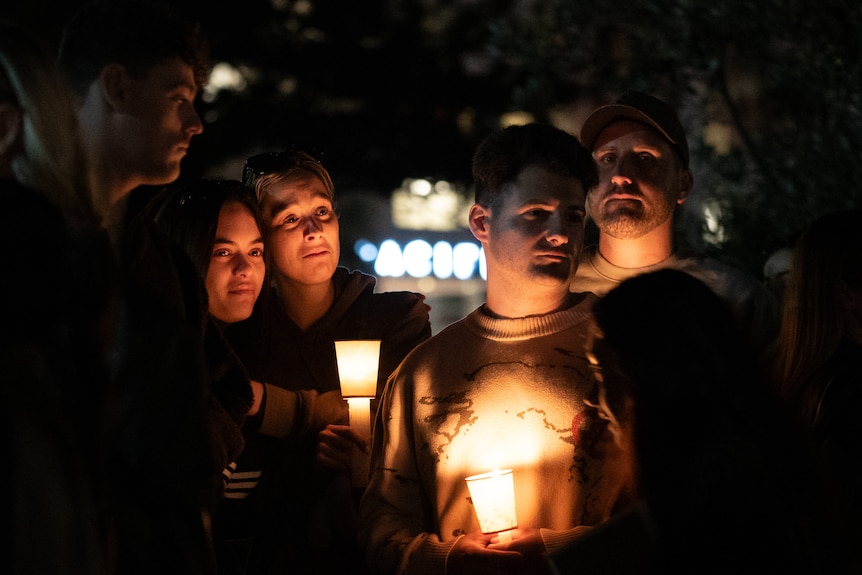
[179,178,252,206]
[242,148,324,188]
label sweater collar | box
[465,292,596,341]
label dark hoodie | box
[218,266,431,575]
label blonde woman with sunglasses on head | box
[213,149,432,575]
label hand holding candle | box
[465,468,518,543]
[335,339,381,487]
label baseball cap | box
[580,90,689,168]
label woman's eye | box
[250,248,263,257]
[316,207,330,217]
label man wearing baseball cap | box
[571,90,779,359]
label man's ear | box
[99,64,130,110]
[468,203,490,243]
[0,102,23,158]
[676,168,693,205]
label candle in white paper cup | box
[465,468,517,534]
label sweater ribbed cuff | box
[540,525,594,554]
[399,534,454,575]
[258,384,298,438]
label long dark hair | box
[154,178,265,282]
[590,268,853,571]
[592,270,772,487]
[774,209,862,426]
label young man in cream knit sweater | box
[359,123,624,575]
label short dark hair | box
[471,123,597,208]
[58,0,211,98]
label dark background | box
[6,0,503,191]
[4,0,861,276]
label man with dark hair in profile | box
[59,0,209,238]
[59,2,236,574]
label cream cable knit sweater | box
[359,294,623,575]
